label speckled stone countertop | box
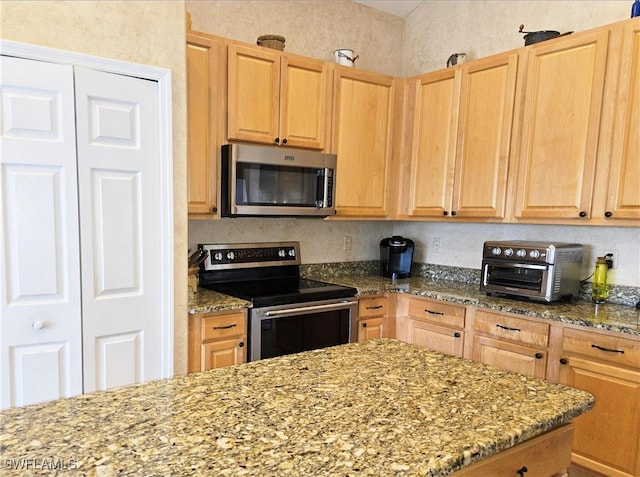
[188,289,251,314]
[0,339,593,476]
[308,274,640,337]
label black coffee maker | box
[380,236,415,279]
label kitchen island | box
[0,339,593,476]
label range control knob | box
[529,250,541,259]
[214,252,224,261]
[278,249,286,258]
[492,247,502,256]
[226,251,235,260]
[288,249,296,257]
[517,249,527,258]
[504,248,514,257]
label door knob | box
[32,320,45,330]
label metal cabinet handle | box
[425,309,444,315]
[604,211,612,218]
[238,341,244,348]
[496,323,521,332]
[591,344,624,354]
[559,358,568,365]
[274,137,280,144]
[517,467,528,477]
[535,353,543,359]
[450,210,457,216]
[579,211,587,217]
[366,305,383,310]
[282,138,287,144]
[32,320,45,330]
[454,332,461,338]
[213,323,237,330]
[362,322,367,328]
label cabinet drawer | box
[358,296,388,318]
[562,328,640,369]
[202,312,246,341]
[408,297,465,328]
[474,310,549,347]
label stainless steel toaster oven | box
[480,241,584,302]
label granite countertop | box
[0,339,594,476]
[189,275,640,336]
[321,275,640,336]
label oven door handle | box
[264,301,354,317]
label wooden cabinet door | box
[559,356,640,476]
[452,53,518,219]
[280,55,329,150]
[227,43,280,144]
[202,337,246,370]
[514,30,609,220]
[187,33,222,215]
[407,68,459,217]
[603,19,640,221]
[332,67,395,217]
[408,319,464,357]
[358,317,384,342]
[472,336,547,379]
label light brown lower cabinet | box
[558,327,640,477]
[357,295,390,341]
[188,310,247,373]
[453,424,573,477]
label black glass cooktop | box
[205,277,356,307]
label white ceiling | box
[353,0,423,18]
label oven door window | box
[485,263,546,291]
[235,162,325,207]
[259,310,350,360]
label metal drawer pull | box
[591,344,624,354]
[265,301,353,317]
[496,324,521,332]
[213,323,237,330]
[517,467,528,477]
[425,309,444,315]
[366,305,383,310]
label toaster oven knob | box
[517,249,527,258]
[226,251,235,260]
[288,249,296,257]
[529,250,540,259]
[491,247,502,256]
[504,248,514,257]
[278,249,286,258]
[214,252,224,261]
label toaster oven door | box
[481,260,550,299]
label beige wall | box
[404,0,631,75]
[1,0,190,374]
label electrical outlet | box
[343,235,352,252]
[433,237,441,254]
[604,249,617,269]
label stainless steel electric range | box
[197,242,358,362]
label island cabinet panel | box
[471,310,550,379]
[558,327,640,477]
[400,296,466,357]
[187,32,224,217]
[331,67,396,217]
[403,51,518,220]
[357,295,391,341]
[513,28,609,221]
[453,424,573,477]
[188,310,247,373]
[227,43,329,150]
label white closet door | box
[74,67,163,392]
[0,56,83,409]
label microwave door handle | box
[264,301,353,317]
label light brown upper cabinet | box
[513,29,609,221]
[227,43,330,150]
[401,52,518,220]
[595,18,640,223]
[331,66,396,217]
[187,32,225,217]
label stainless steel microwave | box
[221,143,337,217]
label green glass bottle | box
[591,257,608,303]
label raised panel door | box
[603,19,640,221]
[227,44,280,144]
[0,56,82,409]
[452,53,518,219]
[473,335,547,379]
[514,30,609,220]
[332,67,395,217]
[559,356,640,476]
[202,338,246,370]
[280,55,328,150]
[407,69,459,217]
[358,317,384,342]
[187,33,221,215]
[408,319,464,357]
